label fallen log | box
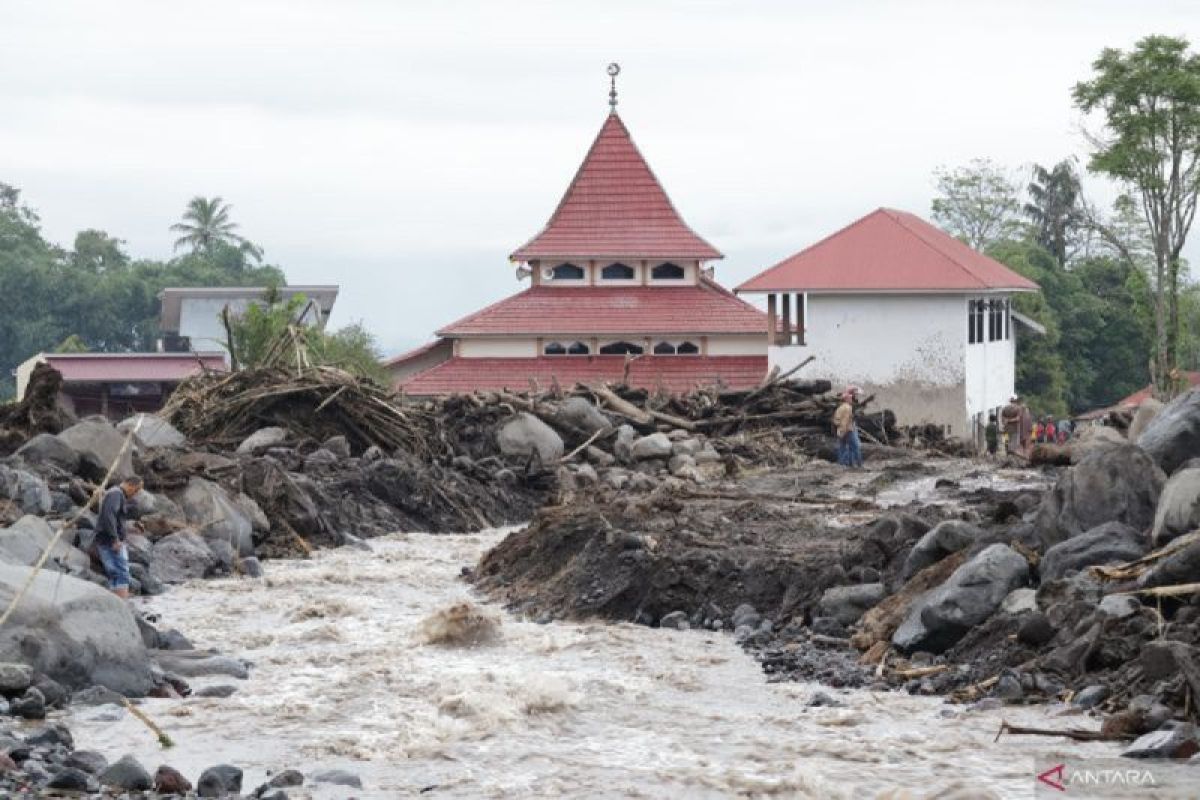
[994,720,1133,743]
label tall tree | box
[1025,160,1082,265]
[931,159,1025,250]
[170,196,263,262]
[1073,35,1200,395]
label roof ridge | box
[882,209,988,289]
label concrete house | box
[736,208,1041,439]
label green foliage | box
[0,182,284,399]
[311,322,390,385]
[54,334,89,353]
[225,291,300,371]
[931,159,1027,250]
[170,196,263,262]
[1025,160,1083,265]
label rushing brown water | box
[65,529,1193,799]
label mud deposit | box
[61,528,1195,799]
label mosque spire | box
[607,62,620,112]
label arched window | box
[543,341,566,355]
[601,262,635,280]
[566,341,590,355]
[653,341,676,355]
[599,341,644,355]
[550,263,585,280]
[652,262,685,280]
[676,341,700,355]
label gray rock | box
[1137,388,1200,474]
[236,426,289,455]
[1035,445,1165,547]
[1069,424,1127,462]
[66,750,109,775]
[10,686,45,718]
[155,652,249,680]
[819,583,885,625]
[893,544,1030,654]
[496,413,564,464]
[1128,398,1163,443]
[993,673,1023,700]
[304,448,339,471]
[1122,723,1199,759]
[901,520,982,581]
[233,493,270,534]
[1040,522,1147,581]
[0,563,152,695]
[197,763,243,797]
[554,397,610,434]
[70,685,125,706]
[807,691,844,707]
[614,425,637,462]
[585,446,615,467]
[194,684,237,698]
[149,530,217,584]
[573,464,599,485]
[312,769,363,788]
[117,414,186,449]
[668,454,696,476]
[671,438,703,458]
[731,603,761,630]
[1098,594,1141,619]
[98,754,153,790]
[1072,685,1109,709]
[694,444,722,464]
[14,433,80,473]
[362,445,383,463]
[207,539,237,574]
[239,556,264,578]
[1151,466,1200,548]
[0,662,33,694]
[267,769,305,788]
[58,419,134,481]
[1000,588,1038,615]
[0,515,89,574]
[659,611,690,630]
[0,466,52,516]
[154,765,192,794]
[178,477,254,557]
[322,435,352,458]
[631,433,673,461]
[47,767,94,791]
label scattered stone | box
[9,686,45,719]
[554,397,610,434]
[1039,522,1147,581]
[496,413,564,464]
[1123,723,1200,760]
[806,691,844,707]
[312,768,363,788]
[267,769,305,788]
[26,723,72,749]
[14,433,80,473]
[1137,388,1200,474]
[46,767,93,791]
[1127,398,1163,443]
[1072,685,1109,709]
[198,763,244,797]
[631,433,673,461]
[99,754,153,791]
[70,685,125,706]
[58,419,134,481]
[322,435,352,458]
[0,662,33,694]
[819,583,885,625]
[239,556,265,578]
[236,426,289,455]
[1035,445,1165,547]
[64,750,108,775]
[993,673,1023,700]
[901,520,982,581]
[150,530,217,584]
[1150,466,1200,547]
[659,611,690,631]
[154,764,193,793]
[1000,588,1037,615]
[1098,594,1140,619]
[117,413,187,448]
[155,652,250,680]
[194,685,237,698]
[304,448,339,471]
[179,477,255,556]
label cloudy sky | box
[3,0,1197,355]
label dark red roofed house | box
[736,208,1041,439]
[387,84,768,395]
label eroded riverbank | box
[62,527,1194,799]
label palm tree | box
[1025,160,1082,267]
[170,196,262,261]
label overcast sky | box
[3,0,1198,355]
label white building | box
[736,208,1041,440]
[157,286,339,360]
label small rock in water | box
[70,685,125,706]
[154,764,192,793]
[1072,685,1109,709]
[259,791,290,800]
[810,616,847,638]
[99,754,153,791]
[0,663,33,694]
[1123,723,1200,760]
[659,611,689,631]
[267,769,305,788]
[10,687,45,719]
[197,763,243,797]
[993,673,1024,701]
[65,750,108,775]
[312,768,363,788]
[807,691,844,708]
[416,602,501,646]
[194,684,238,698]
[239,556,265,578]
[46,767,93,791]
[26,723,73,749]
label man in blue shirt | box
[94,476,144,599]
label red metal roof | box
[400,355,767,396]
[1116,373,1200,409]
[737,208,1041,293]
[438,281,767,337]
[511,113,722,261]
[40,353,227,383]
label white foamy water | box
[65,530,1190,799]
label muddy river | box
[66,528,1193,799]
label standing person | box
[1019,402,1034,456]
[1001,397,1022,452]
[984,413,999,457]
[833,388,863,468]
[1031,418,1042,444]
[1043,417,1057,444]
[93,476,143,600]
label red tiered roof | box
[439,282,766,337]
[737,208,1040,293]
[400,355,766,396]
[511,113,722,261]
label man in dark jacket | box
[94,476,143,599]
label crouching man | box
[94,476,144,599]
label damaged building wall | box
[965,307,1016,440]
[769,293,969,434]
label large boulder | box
[0,465,52,515]
[1040,522,1147,582]
[818,583,885,625]
[0,563,153,694]
[149,530,217,584]
[631,433,673,461]
[235,426,289,455]
[116,414,186,449]
[1138,538,1200,590]
[58,420,133,481]
[14,434,79,474]
[1137,388,1200,474]
[901,520,983,581]
[1150,466,1200,548]
[496,413,564,464]
[178,477,254,556]
[553,397,610,434]
[1035,445,1165,547]
[892,544,1029,654]
[0,516,89,574]
[1127,399,1164,443]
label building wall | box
[387,340,454,388]
[14,354,44,400]
[705,334,766,356]
[459,338,539,358]
[455,334,764,358]
[964,300,1016,440]
[769,294,970,434]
